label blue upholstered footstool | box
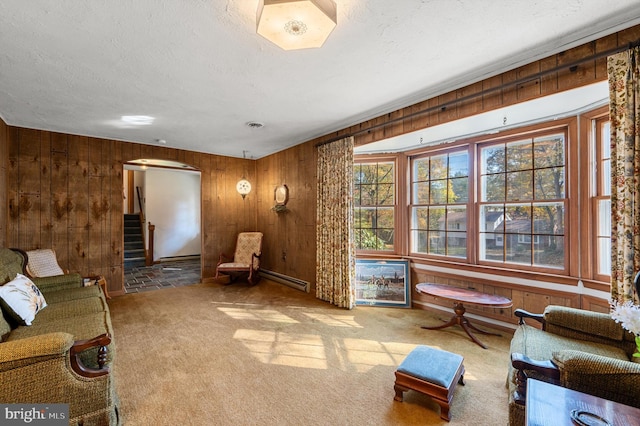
[393,345,465,421]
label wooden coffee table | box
[526,378,640,425]
[416,283,512,349]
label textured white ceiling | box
[1,1,640,159]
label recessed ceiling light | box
[246,121,265,129]
[121,115,154,125]
[156,139,167,144]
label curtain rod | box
[316,38,640,148]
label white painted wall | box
[145,169,201,260]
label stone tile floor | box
[123,257,201,293]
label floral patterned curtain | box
[609,46,640,304]
[316,136,355,309]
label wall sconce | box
[256,0,337,51]
[236,178,252,199]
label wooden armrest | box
[69,333,111,378]
[514,308,545,325]
[511,352,559,405]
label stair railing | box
[146,223,155,266]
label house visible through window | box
[354,160,395,251]
[410,151,469,258]
[479,133,566,269]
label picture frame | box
[355,259,410,308]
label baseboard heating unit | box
[260,270,310,293]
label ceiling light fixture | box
[237,150,252,200]
[121,115,154,125]
[256,0,337,51]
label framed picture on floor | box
[355,259,410,308]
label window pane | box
[482,174,505,202]
[358,164,377,184]
[360,184,375,205]
[598,238,611,275]
[480,205,505,232]
[533,135,565,168]
[506,234,531,265]
[447,207,467,231]
[505,204,531,234]
[377,208,394,229]
[480,233,504,262]
[414,158,429,181]
[428,230,445,255]
[413,182,429,204]
[597,200,611,236]
[430,155,448,180]
[533,203,564,235]
[482,145,505,174]
[602,159,611,196]
[449,177,468,203]
[377,163,394,183]
[448,152,469,177]
[413,207,428,230]
[377,183,394,205]
[429,207,445,230]
[376,228,394,250]
[533,236,565,269]
[507,140,533,171]
[447,232,467,258]
[506,171,533,201]
[534,167,565,199]
[430,180,447,204]
[412,230,428,253]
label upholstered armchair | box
[507,305,640,426]
[215,232,263,285]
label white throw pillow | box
[25,249,65,277]
[0,273,47,325]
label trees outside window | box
[354,161,395,251]
[410,151,469,258]
[479,133,566,269]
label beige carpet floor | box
[109,279,512,425]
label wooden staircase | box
[124,213,146,269]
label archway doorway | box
[123,159,202,293]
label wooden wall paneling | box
[514,62,542,102]
[595,34,618,80]
[50,133,70,266]
[482,75,503,111]
[408,99,430,132]
[17,128,42,250]
[200,154,217,278]
[38,131,53,250]
[539,55,558,95]
[557,42,596,91]
[7,127,19,245]
[67,135,90,273]
[438,91,458,123]
[456,81,484,118]
[0,117,7,248]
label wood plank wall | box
[256,141,317,285]
[5,129,256,296]
[0,116,7,249]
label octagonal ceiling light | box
[257,0,337,51]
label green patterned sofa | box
[507,305,640,426]
[0,248,119,425]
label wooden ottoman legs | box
[393,367,465,421]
